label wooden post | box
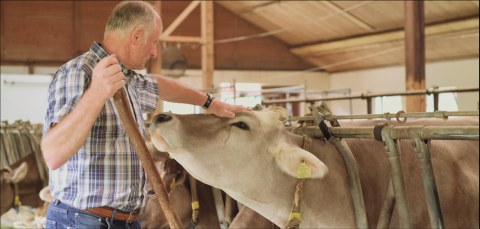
[1,1,5,59]
[73,1,81,58]
[148,1,163,120]
[201,1,214,89]
[405,1,426,112]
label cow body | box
[138,142,221,228]
[1,153,44,216]
[150,108,479,228]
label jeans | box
[46,199,141,229]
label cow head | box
[146,141,188,195]
[149,107,328,201]
[1,162,28,215]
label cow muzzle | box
[150,113,182,150]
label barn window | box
[162,101,202,114]
[375,96,403,114]
[426,87,458,112]
[220,82,262,109]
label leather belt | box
[59,200,141,223]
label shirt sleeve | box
[43,65,86,137]
[134,73,159,114]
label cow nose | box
[155,113,172,123]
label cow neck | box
[285,135,312,229]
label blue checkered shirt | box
[43,42,159,212]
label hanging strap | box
[285,135,312,229]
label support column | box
[201,1,214,89]
[73,1,81,57]
[148,1,163,120]
[405,1,426,112]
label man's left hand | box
[208,99,253,118]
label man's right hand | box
[90,54,126,101]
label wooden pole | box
[113,89,183,229]
[201,1,214,89]
[148,1,163,120]
[405,1,426,112]
[73,1,81,57]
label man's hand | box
[90,54,125,101]
[208,99,253,118]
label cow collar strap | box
[285,135,312,229]
[3,167,22,213]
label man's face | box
[131,15,163,70]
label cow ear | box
[39,186,54,202]
[276,146,328,179]
[10,162,28,183]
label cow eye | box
[231,122,250,130]
[148,190,155,196]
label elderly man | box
[41,2,250,229]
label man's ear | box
[275,145,328,179]
[130,27,143,45]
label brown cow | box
[230,115,480,228]
[138,141,221,229]
[150,107,479,228]
[1,153,44,216]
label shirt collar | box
[90,42,132,77]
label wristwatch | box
[202,93,215,110]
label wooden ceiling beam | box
[320,1,375,32]
[291,17,479,57]
[236,1,280,16]
[161,36,202,43]
[162,1,200,38]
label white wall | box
[175,69,330,115]
[176,69,330,91]
[1,74,53,124]
[329,58,479,115]
[1,57,477,123]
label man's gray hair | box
[104,1,157,40]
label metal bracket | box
[309,106,332,141]
[318,101,340,127]
[434,111,448,121]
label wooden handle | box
[113,89,183,228]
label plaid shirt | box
[43,42,159,212]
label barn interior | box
[0,1,479,229]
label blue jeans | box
[46,199,141,229]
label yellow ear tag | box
[170,178,176,190]
[289,212,301,221]
[192,201,200,210]
[297,160,311,179]
[14,196,21,206]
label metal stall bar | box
[289,126,479,140]
[408,126,445,228]
[212,187,227,229]
[382,126,412,228]
[262,87,479,105]
[377,177,396,229]
[288,111,479,122]
[310,106,369,228]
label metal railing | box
[263,87,479,114]
[286,104,478,228]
